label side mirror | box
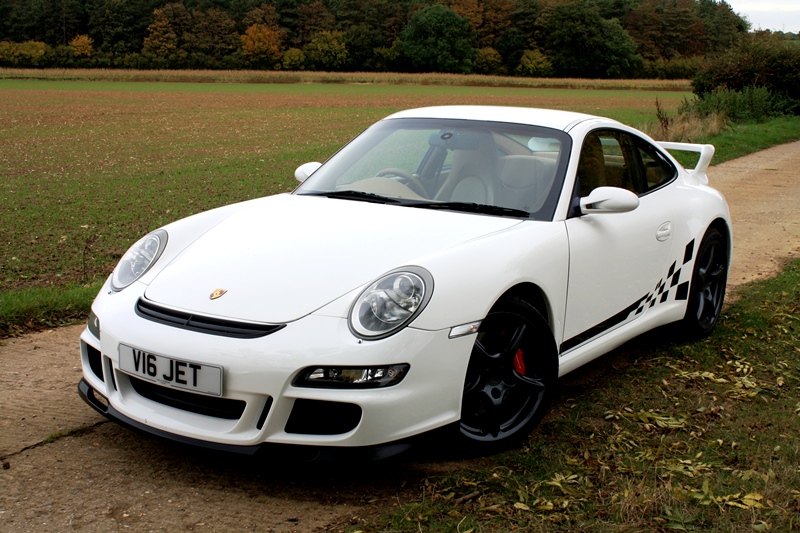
[295,162,322,183]
[580,187,639,214]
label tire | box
[459,298,557,449]
[680,227,728,337]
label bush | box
[515,49,553,78]
[680,86,790,122]
[281,48,305,70]
[641,56,703,80]
[0,41,50,67]
[303,31,348,71]
[474,47,505,75]
[692,33,800,114]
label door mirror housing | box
[580,187,639,214]
[295,162,322,183]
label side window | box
[633,138,677,192]
[576,130,638,196]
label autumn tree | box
[295,0,336,47]
[142,4,182,59]
[515,48,552,77]
[478,0,514,48]
[242,3,281,30]
[241,23,282,67]
[474,46,504,74]
[448,0,483,33]
[624,0,705,60]
[303,30,347,70]
[69,34,94,56]
[188,8,239,59]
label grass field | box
[0,78,692,295]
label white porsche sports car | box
[79,106,731,459]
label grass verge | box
[0,282,102,337]
[362,260,800,532]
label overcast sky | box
[725,0,800,33]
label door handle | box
[656,222,672,242]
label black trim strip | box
[136,298,285,339]
[560,294,648,353]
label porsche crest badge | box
[210,288,228,300]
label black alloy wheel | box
[460,298,556,447]
[682,227,728,336]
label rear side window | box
[633,138,677,192]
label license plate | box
[118,344,222,396]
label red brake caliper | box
[513,348,526,375]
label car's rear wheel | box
[680,227,728,337]
[459,298,557,449]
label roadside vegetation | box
[361,259,800,532]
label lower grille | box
[129,376,247,420]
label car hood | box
[144,194,522,323]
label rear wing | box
[658,142,715,185]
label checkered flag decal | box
[635,239,695,316]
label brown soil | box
[1,141,799,532]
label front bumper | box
[78,378,414,461]
[79,283,476,451]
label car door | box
[561,129,677,352]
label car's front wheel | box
[459,298,557,449]
[680,226,728,337]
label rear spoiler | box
[658,142,715,185]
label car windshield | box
[294,118,571,220]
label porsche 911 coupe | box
[78,106,731,458]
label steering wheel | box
[375,168,427,197]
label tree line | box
[0,0,790,78]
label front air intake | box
[136,298,285,339]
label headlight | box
[111,229,168,291]
[349,267,433,339]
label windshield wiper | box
[300,190,402,204]
[406,201,530,218]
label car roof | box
[384,106,610,132]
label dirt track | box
[1,141,799,532]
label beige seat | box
[496,155,558,212]
[435,130,499,204]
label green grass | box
[0,282,101,336]
[699,117,800,163]
[364,260,800,532]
